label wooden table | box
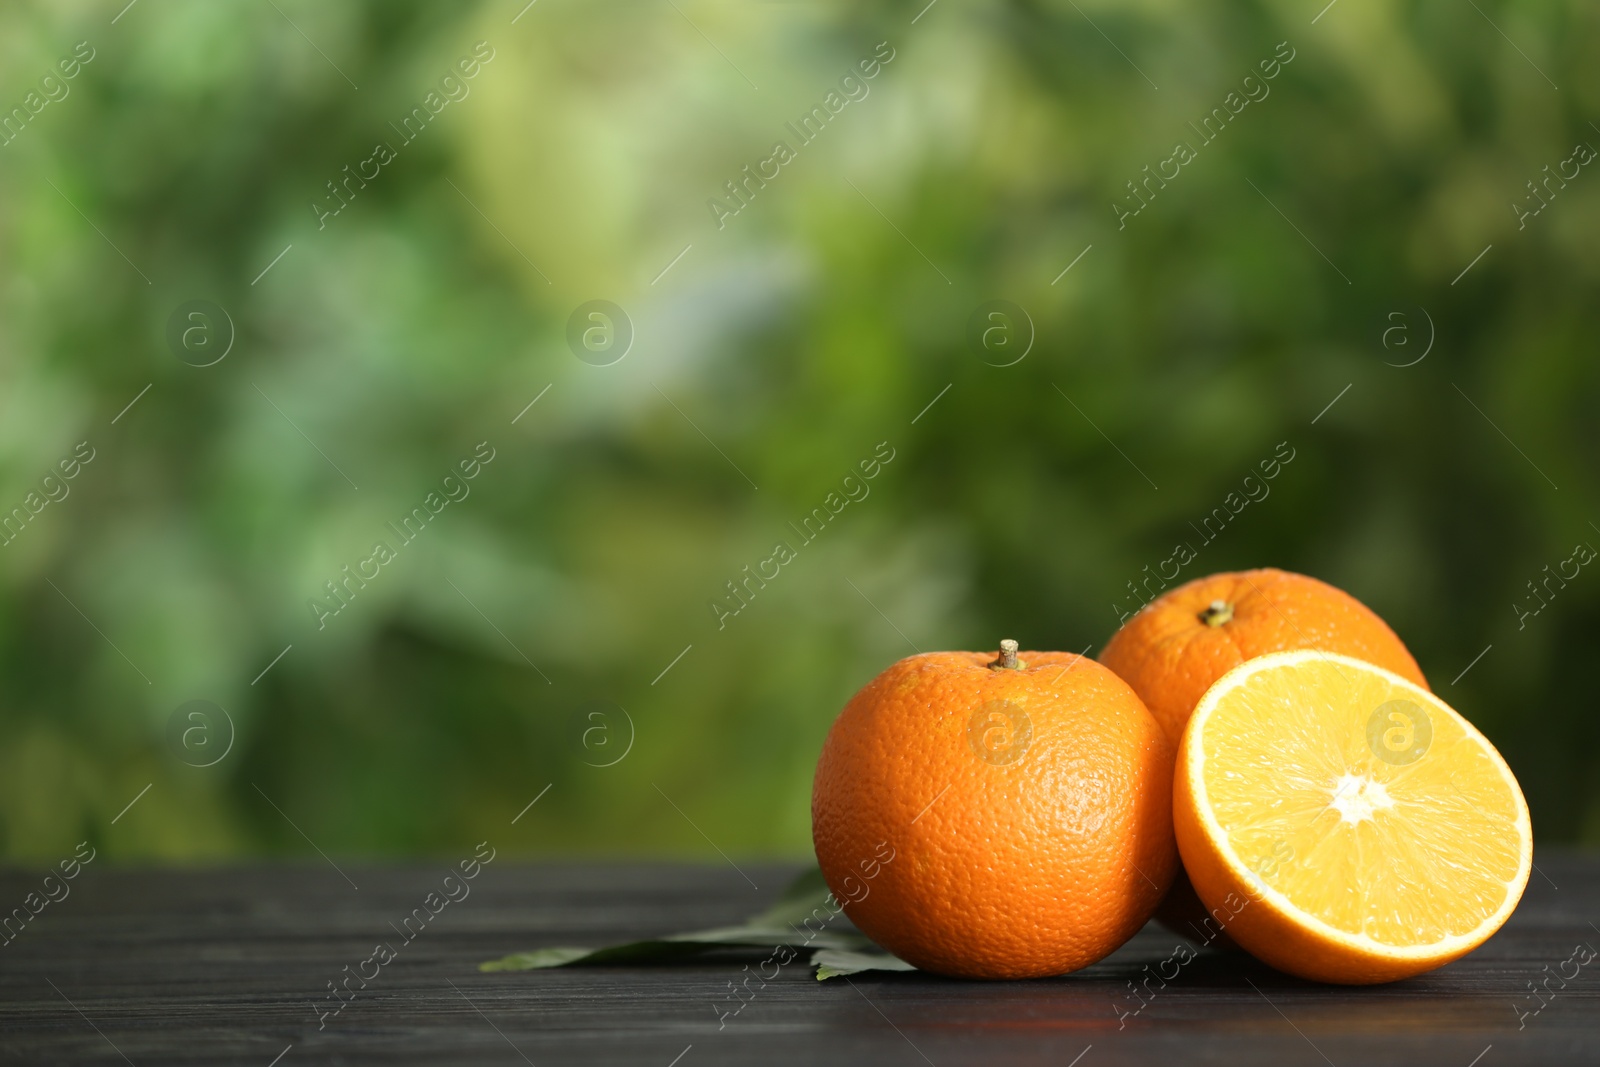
[3,852,1597,1065]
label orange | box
[1100,568,1430,944]
[1099,567,1428,745]
[1175,650,1531,984]
[811,640,1177,979]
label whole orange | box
[811,641,1177,979]
[1099,568,1428,945]
[1099,567,1428,744]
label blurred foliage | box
[0,0,1597,863]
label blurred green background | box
[1,0,1596,863]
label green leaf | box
[479,947,593,972]
[812,947,918,980]
[744,865,831,925]
[479,866,876,972]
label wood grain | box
[1,853,1596,1065]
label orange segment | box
[1174,650,1531,984]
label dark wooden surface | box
[2,852,1598,1066]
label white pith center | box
[1330,773,1395,824]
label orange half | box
[1174,650,1531,984]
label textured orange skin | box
[1099,568,1429,745]
[811,650,1177,979]
[1174,737,1481,984]
[1100,568,1428,942]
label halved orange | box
[1174,650,1531,984]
